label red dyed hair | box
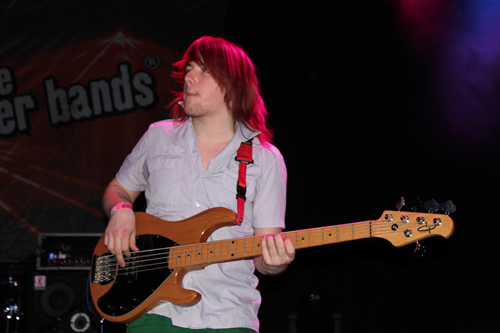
[169,36,273,145]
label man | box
[102,36,295,332]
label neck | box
[192,112,235,143]
[192,112,235,171]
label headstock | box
[373,198,455,249]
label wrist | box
[264,263,287,275]
[257,257,288,276]
[110,203,133,216]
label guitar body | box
[90,207,238,324]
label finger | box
[265,235,288,266]
[118,235,131,267]
[122,235,131,258]
[115,248,126,268]
[261,235,271,263]
[104,234,111,251]
[265,235,280,260]
[283,238,296,261]
[273,233,286,256]
[265,234,287,262]
[130,231,139,252]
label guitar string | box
[98,220,431,271]
[95,226,429,282]
[93,220,439,279]
[97,220,387,266]
[99,220,431,270]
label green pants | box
[126,314,255,333]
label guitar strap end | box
[236,197,245,225]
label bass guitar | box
[90,207,454,323]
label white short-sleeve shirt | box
[116,118,287,331]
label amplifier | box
[37,233,102,270]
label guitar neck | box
[169,221,373,269]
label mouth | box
[184,90,197,97]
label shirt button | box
[194,202,200,207]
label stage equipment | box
[1,263,29,333]
[30,270,125,332]
[30,271,95,332]
[37,233,102,271]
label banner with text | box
[0,30,179,262]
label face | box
[183,61,228,118]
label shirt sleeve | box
[251,144,287,229]
[115,129,151,192]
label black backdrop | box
[1,1,498,332]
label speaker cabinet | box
[28,271,125,333]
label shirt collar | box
[235,120,259,142]
[186,118,259,142]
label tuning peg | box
[423,199,439,213]
[408,198,423,212]
[440,200,456,215]
[396,197,405,211]
[413,241,426,259]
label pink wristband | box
[110,203,133,216]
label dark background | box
[1,0,498,332]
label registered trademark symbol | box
[144,54,161,70]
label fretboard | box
[168,221,373,269]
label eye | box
[199,64,209,74]
[185,61,196,73]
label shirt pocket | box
[148,154,184,172]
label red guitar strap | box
[235,140,253,225]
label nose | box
[184,71,194,87]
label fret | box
[169,221,375,269]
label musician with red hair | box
[102,36,295,332]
